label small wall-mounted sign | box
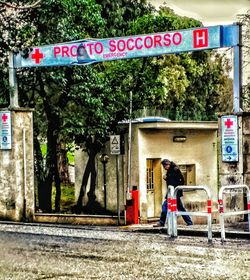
[0,111,12,149]
[110,135,120,155]
[221,115,238,162]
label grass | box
[38,143,75,213]
[52,183,75,213]
[41,143,75,165]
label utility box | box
[126,187,139,225]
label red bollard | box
[126,187,139,225]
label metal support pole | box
[9,52,19,107]
[167,185,174,236]
[172,198,178,238]
[116,155,120,225]
[122,154,126,225]
[220,212,226,243]
[127,90,132,200]
[233,24,242,113]
[207,199,212,243]
[103,162,107,210]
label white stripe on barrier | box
[222,210,250,216]
[176,212,210,217]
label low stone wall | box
[34,213,124,225]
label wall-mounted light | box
[173,136,187,142]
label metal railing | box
[165,185,174,236]
[169,185,213,243]
[218,184,250,243]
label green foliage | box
[0,1,233,212]
[41,143,74,164]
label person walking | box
[158,159,193,226]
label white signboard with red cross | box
[0,111,12,149]
[221,115,238,162]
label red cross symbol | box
[225,118,233,129]
[31,48,44,64]
[1,113,8,122]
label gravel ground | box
[0,223,249,280]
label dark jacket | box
[165,162,184,198]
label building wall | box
[135,127,218,222]
[0,109,34,221]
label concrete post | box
[242,113,250,186]
[0,108,34,221]
[218,113,250,223]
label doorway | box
[146,159,162,218]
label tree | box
[0,1,233,214]
[127,6,233,119]
[0,0,40,105]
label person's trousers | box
[159,195,192,226]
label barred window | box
[147,160,154,190]
[179,164,196,185]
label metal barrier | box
[218,184,250,242]
[164,185,174,236]
[170,185,213,243]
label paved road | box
[0,223,249,280]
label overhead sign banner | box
[0,111,12,150]
[221,115,239,162]
[110,135,120,155]
[14,25,226,68]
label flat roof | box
[135,120,218,130]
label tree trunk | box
[58,143,70,183]
[54,163,61,212]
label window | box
[147,159,154,190]
[179,164,196,185]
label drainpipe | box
[22,128,27,220]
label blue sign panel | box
[0,111,12,150]
[14,25,225,68]
[221,115,238,162]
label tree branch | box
[0,0,41,9]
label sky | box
[150,0,250,25]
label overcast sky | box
[150,0,250,25]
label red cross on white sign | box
[1,113,8,122]
[225,118,234,129]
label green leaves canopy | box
[0,1,232,144]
